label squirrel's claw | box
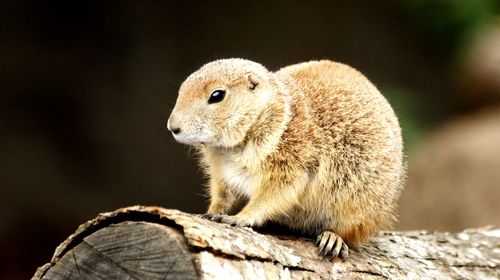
[200,213,215,220]
[317,231,349,260]
[204,213,253,227]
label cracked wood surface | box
[33,206,500,279]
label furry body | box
[168,59,404,258]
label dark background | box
[1,1,499,278]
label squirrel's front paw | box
[204,213,253,227]
[201,213,217,220]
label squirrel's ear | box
[247,74,259,91]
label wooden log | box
[33,206,500,279]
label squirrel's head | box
[168,58,276,148]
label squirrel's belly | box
[219,159,256,198]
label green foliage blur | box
[391,0,499,153]
[403,0,498,53]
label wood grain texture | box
[39,221,197,280]
[33,206,500,280]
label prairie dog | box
[168,58,404,259]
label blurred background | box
[1,0,499,278]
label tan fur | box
[168,58,405,248]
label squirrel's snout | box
[170,127,181,135]
[167,115,181,135]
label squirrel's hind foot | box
[316,231,349,260]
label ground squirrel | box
[168,58,405,259]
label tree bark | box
[33,206,500,279]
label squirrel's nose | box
[167,115,181,135]
[171,127,181,134]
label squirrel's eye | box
[208,90,226,104]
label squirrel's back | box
[271,60,404,243]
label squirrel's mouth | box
[171,125,214,146]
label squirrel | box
[167,58,405,259]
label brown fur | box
[168,58,405,251]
